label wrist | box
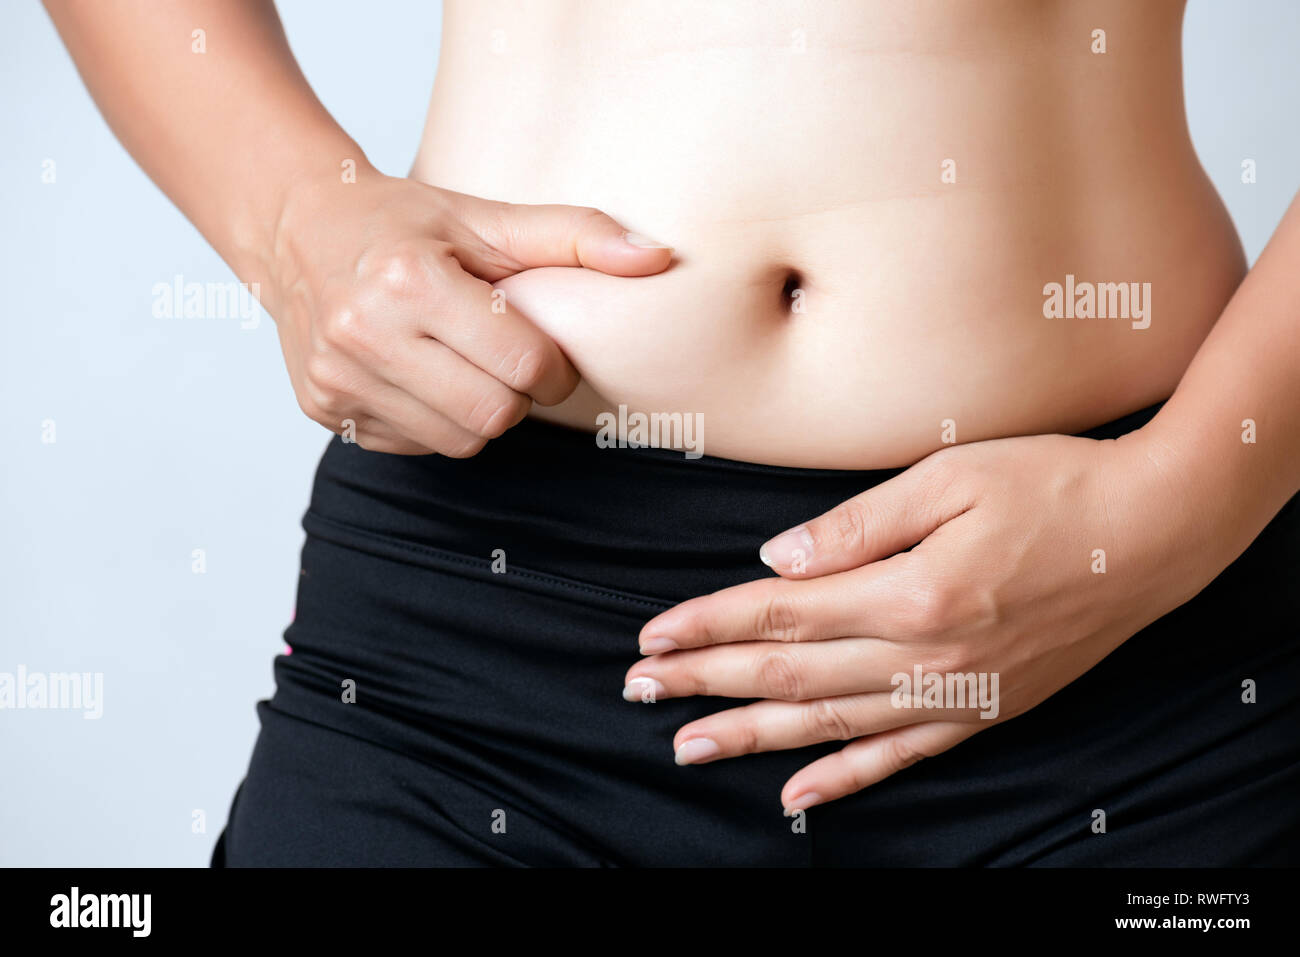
[1114,417,1255,579]
[249,147,382,312]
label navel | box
[780,269,805,314]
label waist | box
[501,237,1240,466]
[305,401,1164,604]
[416,156,1244,469]
[414,0,1247,468]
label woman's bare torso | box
[411,0,1245,468]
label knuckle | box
[969,582,1005,630]
[492,205,533,255]
[732,720,761,757]
[932,641,976,677]
[312,393,344,422]
[564,205,606,229]
[904,581,956,636]
[303,352,352,406]
[320,305,374,353]
[755,648,804,700]
[830,500,872,554]
[467,389,529,439]
[804,699,854,742]
[696,610,729,648]
[921,446,964,493]
[498,345,547,394]
[370,245,432,293]
[755,591,801,643]
[442,434,488,459]
[883,733,928,772]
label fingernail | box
[783,792,822,816]
[639,636,677,655]
[624,231,671,249]
[675,738,720,765]
[622,676,665,703]
[760,524,814,570]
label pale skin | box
[47,0,1300,816]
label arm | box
[44,0,354,285]
[1143,192,1300,563]
[45,0,672,454]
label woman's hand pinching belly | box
[624,427,1232,814]
[267,170,671,455]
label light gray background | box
[1,1,1297,866]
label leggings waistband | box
[305,402,1165,603]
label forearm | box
[1140,192,1300,564]
[43,0,370,281]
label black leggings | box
[213,405,1300,866]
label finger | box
[352,430,433,455]
[363,381,492,458]
[758,451,973,578]
[451,192,674,279]
[378,336,532,439]
[332,415,433,456]
[424,262,580,406]
[355,438,430,455]
[780,721,978,814]
[671,693,937,765]
[637,556,913,653]
[623,636,917,703]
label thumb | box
[759,453,972,578]
[453,194,673,279]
